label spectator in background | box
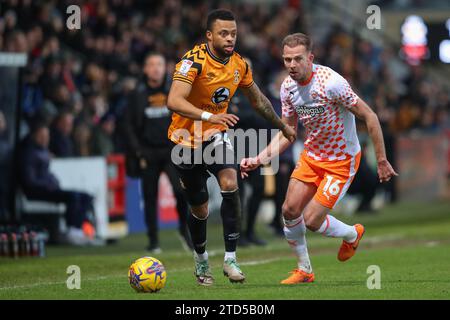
[4,30,28,53]
[22,67,44,122]
[38,58,64,123]
[49,110,74,157]
[110,77,138,153]
[123,52,192,253]
[73,122,93,157]
[91,112,115,156]
[39,57,62,97]
[78,91,107,126]
[18,123,96,245]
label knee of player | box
[304,215,321,231]
[281,203,300,221]
[191,202,209,219]
[220,179,238,192]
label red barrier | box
[157,173,179,225]
[107,154,126,219]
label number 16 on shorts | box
[318,175,343,208]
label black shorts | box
[171,131,238,206]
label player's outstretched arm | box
[168,80,239,127]
[240,83,296,142]
[350,98,399,183]
[240,114,297,179]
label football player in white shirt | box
[240,33,397,284]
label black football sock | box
[220,189,242,253]
[188,211,208,254]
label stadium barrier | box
[106,155,128,239]
[397,132,448,200]
[126,173,187,233]
[125,171,224,233]
[19,156,128,241]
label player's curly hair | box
[282,33,313,52]
[206,9,235,31]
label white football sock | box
[195,251,208,262]
[283,216,312,273]
[316,214,357,242]
[224,251,236,261]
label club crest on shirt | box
[233,70,240,84]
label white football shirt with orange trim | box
[281,64,361,161]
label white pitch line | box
[240,257,281,266]
[363,234,404,244]
[0,276,112,291]
[0,257,279,291]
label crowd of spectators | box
[1,0,448,159]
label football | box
[128,256,167,293]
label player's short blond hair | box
[282,33,313,52]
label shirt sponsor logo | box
[296,105,325,117]
[211,87,230,104]
[144,106,170,118]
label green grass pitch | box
[0,200,449,300]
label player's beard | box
[298,71,307,82]
[289,70,302,82]
[213,43,234,59]
[293,65,312,82]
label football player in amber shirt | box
[167,9,296,286]
[241,33,398,284]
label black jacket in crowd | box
[49,127,74,158]
[19,137,60,196]
[123,76,172,177]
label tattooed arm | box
[240,83,296,142]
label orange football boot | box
[280,269,315,284]
[338,224,365,262]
